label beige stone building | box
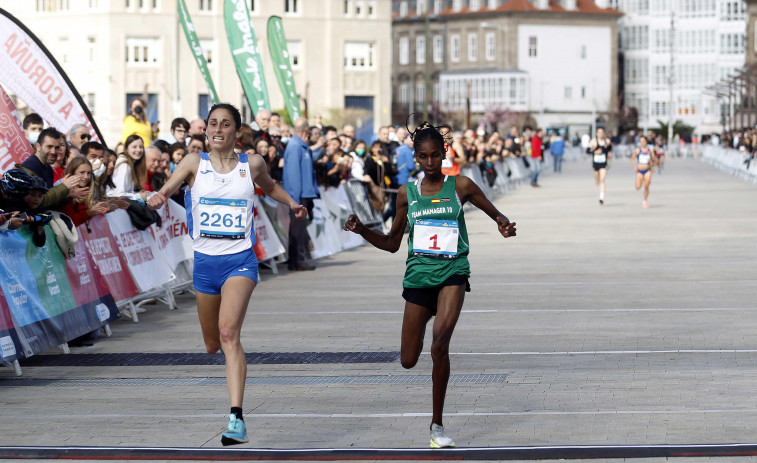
[392,0,621,135]
[1,0,392,145]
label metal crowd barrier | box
[701,145,757,184]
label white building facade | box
[392,0,621,134]
[0,0,392,145]
[614,0,746,132]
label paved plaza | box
[1,156,757,460]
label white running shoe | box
[430,423,455,448]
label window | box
[368,0,375,16]
[198,0,212,11]
[287,40,302,68]
[581,86,586,98]
[485,32,495,61]
[399,83,409,106]
[488,0,498,8]
[416,83,425,106]
[250,0,256,12]
[470,0,481,9]
[86,93,96,115]
[355,0,363,15]
[433,82,440,103]
[344,0,350,15]
[417,0,426,15]
[89,0,98,7]
[88,37,95,63]
[416,36,426,64]
[433,35,443,63]
[468,33,477,61]
[580,45,586,59]
[125,37,160,65]
[450,34,461,62]
[434,0,443,14]
[399,37,409,65]
[453,0,463,11]
[528,36,537,57]
[344,42,375,69]
[400,0,408,16]
[284,0,299,14]
[564,86,572,99]
[198,95,210,119]
[200,39,215,65]
[59,37,69,63]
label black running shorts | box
[402,274,471,315]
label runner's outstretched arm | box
[248,154,307,220]
[457,176,516,239]
[344,184,409,252]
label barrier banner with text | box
[106,209,174,292]
[149,199,193,271]
[0,277,21,363]
[80,215,138,302]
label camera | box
[134,105,144,115]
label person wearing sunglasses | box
[68,123,92,150]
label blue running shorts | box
[193,248,259,295]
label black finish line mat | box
[4,444,757,460]
[19,351,401,367]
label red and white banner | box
[149,199,193,271]
[0,9,103,142]
[0,84,32,173]
[106,210,174,292]
[79,216,138,302]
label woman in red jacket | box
[60,157,110,226]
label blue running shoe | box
[221,413,248,446]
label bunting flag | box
[0,8,104,144]
[267,16,301,121]
[224,0,270,116]
[177,0,219,105]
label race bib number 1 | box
[593,153,606,163]
[413,219,458,259]
[198,197,247,239]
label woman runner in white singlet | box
[631,135,657,209]
[147,103,307,446]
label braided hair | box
[408,118,452,155]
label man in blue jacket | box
[283,117,319,271]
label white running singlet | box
[187,152,256,255]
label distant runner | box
[587,128,612,205]
[631,135,656,209]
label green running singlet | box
[403,175,470,289]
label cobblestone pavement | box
[1,157,756,460]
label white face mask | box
[280,137,290,145]
[27,131,40,145]
[92,158,107,177]
[388,132,398,142]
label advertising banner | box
[105,209,174,292]
[224,0,270,115]
[0,8,104,141]
[320,185,364,250]
[0,273,21,363]
[267,16,301,121]
[80,216,138,302]
[177,0,219,105]
[149,199,193,271]
[0,84,33,173]
[253,197,285,260]
[65,233,119,326]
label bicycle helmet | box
[0,169,35,198]
[28,174,49,192]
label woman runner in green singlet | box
[344,122,517,448]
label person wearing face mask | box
[122,97,153,147]
[81,141,107,179]
[23,113,44,147]
[349,139,368,179]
